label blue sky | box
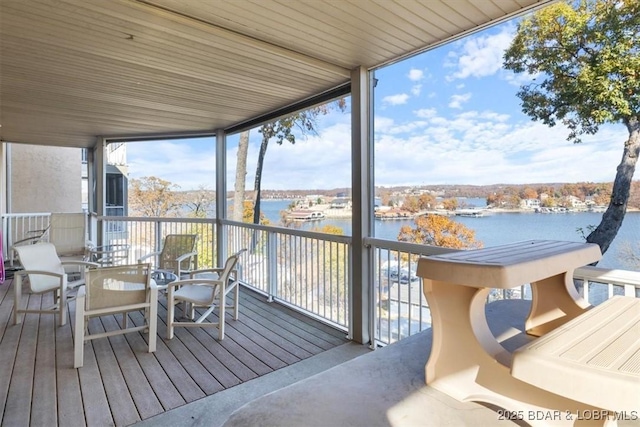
[127,19,626,191]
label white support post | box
[350,66,374,345]
[216,129,227,266]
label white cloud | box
[383,93,410,105]
[127,139,216,190]
[125,108,628,191]
[408,68,424,81]
[449,92,472,109]
[372,107,626,187]
[411,84,422,96]
[503,69,542,86]
[414,108,438,119]
[446,26,515,81]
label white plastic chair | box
[12,243,99,326]
[166,249,246,340]
[74,263,158,368]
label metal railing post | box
[267,230,277,302]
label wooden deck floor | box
[0,276,348,426]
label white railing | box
[1,213,51,265]
[365,238,640,346]
[100,217,352,331]
[574,266,640,304]
[365,237,459,345]
[223,220,352,330]
[5,212,640,348]
[99,216,216,268]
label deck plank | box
[241,290,348,345]
[156,299,276,376]
[236,298,327,355]
[31,293,58,426]
[100,315,165,420]
[0,280,22,422]
[0,281,348,425]
[3,293,40,426]
[89,316,141,426]
[54,299,87,427]
[76,314,115,427]
[122,324,186,412]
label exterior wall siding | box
[10,144,81,213]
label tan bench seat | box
[511,295,640,413]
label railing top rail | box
[2,213,51,218]
[365,237,461,256]
[99,216,214,224]
[221,219,353,244]
[574,266,640,287]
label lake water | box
[260,199,640,270]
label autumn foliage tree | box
[397,214,482,249]
[504,0,640,255]
[129,176,182,217]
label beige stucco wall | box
[10,144,82,213]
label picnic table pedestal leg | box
[423,278,613,427]
[526,272,591,337]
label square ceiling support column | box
[351,66,374,345]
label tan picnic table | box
[416,240,633,426]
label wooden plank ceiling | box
[0,0,553,148]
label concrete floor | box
[138,299,536,427]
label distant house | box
[520,198,540,209]
[330,198,351,209]
[566,195,586,209]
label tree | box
[183,186,215,218]
[129,176,182,217]
[250,100,346,225]
[397,214,482,249]
[441,198,458,211]
[418,193,436,210]
[232,131,250,222]
[504,0,640,255]
[402,195,420,213]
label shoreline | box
[280,204,640,221]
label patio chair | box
[48,212,92,261]
[12,243,99,326]
[74,263,158,368]
[11,212,92,263]
[166,249,246,340]
[138,234,198,283]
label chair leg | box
[59,285,67,326]
[13,275,23,325]
[148,288,157,352]
[166,292,175,340]
[74,298,85,368]
[219,291,226,340]
[233,283,240,320]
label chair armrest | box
[89,244,130,255]
[138,251,161,263]
[189,268,224,277]
[18,269,65,279]
[175,251,198,263]
[61,261,100,268]
[11,234,45,247]
[165,278,223,290]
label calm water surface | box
[260,199,639,270]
